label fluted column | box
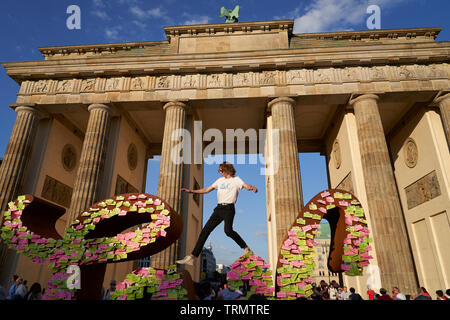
[66,104,112,225]
[151,101,187,269]
[0,105,39,280]
[0,105,39,218]
[267,97,303,250]
[350,94,418,294]
[433,93,450,147]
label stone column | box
[267,97,303,249]
[433,93,450,147]
[0,104,39,282]
[350,94,418,294]
[0,105,39,217]
[151,101,187,269]
[66,104,112,225]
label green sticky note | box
[296,218,306,225]
[354,208,364,217]
[18,195,26,201]
[303,212,313,218]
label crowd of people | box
[1,273,449,301]
[191,278,450,301]
[306,280,450,300]
[0,275,43,300]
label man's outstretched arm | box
[242,184,258,193]
[181,186,215,194]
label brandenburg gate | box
[0,20,449,297]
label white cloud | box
[130,6,166,19]
[292,0,406,34]
[93,0,106,8]
[105,26,123,40]
[132,20,147,29]
[92,10,110,20]
[183,15,211,25]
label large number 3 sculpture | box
[1,189,372,300]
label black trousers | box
[191,204,247,257]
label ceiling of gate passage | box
[42,91,438,154]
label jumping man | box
[176,162,258,265]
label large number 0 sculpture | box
[1,189,372,300]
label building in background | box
[312,223,340,285]
[201,241,216,280]
[216,264,231,275]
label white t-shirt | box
[212,176,245,204]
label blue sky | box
[0,0,449,266]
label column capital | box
[88,103,113,115]
[163,101,188,112]
[432,92,450,105]
[348,93,380,106]
[12,104,39,115]
[267,96,296,112]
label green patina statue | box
[220,5,240,23]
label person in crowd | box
[436,290,448,300]
[392,287,406,300]
[366,285,375,300]
[415,287,432,300]
[340,286,351,300]
[349,287,363,300]
[321,291,330,300]
[198,281,214,300]
[446,289,450,299]
[103,280,116,300]
[25,283,42,300]
[177,162,257,266]
[12,277,27,300]
[217,282,243,300]
[311,283,321,300]
[319,280,328,297]
[328,280,338,300]
[378,288,393,300]
[6,275,19,300]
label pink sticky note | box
[341,264,350,271]
[339,200,349,207]
[128,195,137,200]
[321,191,330,198]
[319,207,327,213]
[317,200,326,205]
[302,225,312,232]
[325,196,335,203]
[138,194,147,199]
[154,199,162,206]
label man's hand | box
[243,184,258,193]
[181,188,191,193]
